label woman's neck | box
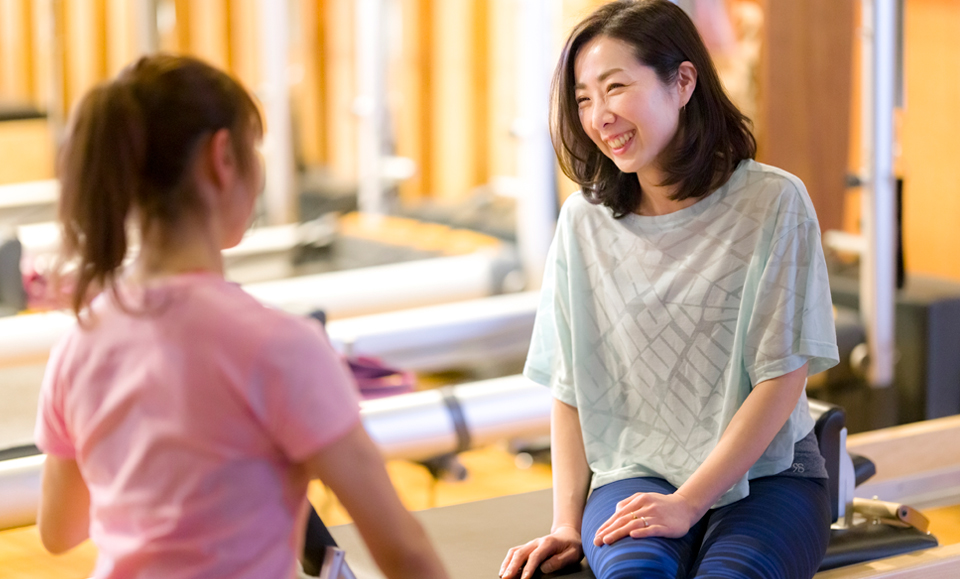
[633,170,699,216]
[131,220,224,283]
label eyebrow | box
[574,68,625,90]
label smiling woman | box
[551,0,755,218]
[499,2,838,579]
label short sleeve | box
[35,334,77,459]
[744,220,840,385]
[523,215,577,407]
[255,318,362,462]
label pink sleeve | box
[256,317,362,463]
[34,334,77,459]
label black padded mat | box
[329,489,592,579]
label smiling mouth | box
[605,130,635,151]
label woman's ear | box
[677,61,698,108]
[204,128,237,191]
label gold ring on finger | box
[632,512,638,520]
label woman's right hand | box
[499,525,583,579]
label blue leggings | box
[582,476,831,579]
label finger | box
[594,511,639,546]
[596,507,632,537]
[600,494,647,535]
[615,492,643,510]
[501,544,534,579]
[540,546,581,574]
[499,548,516,576]
[595,515,630,546]
[600,519,644,545]
[522,540,558,579]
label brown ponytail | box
[56,54,263,317]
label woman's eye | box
[576,96,590,107]
[607,83,625,91]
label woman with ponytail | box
[35,55,447,579]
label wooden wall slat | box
[322,0,355,181]
[899,0,960,280]
[394,0,427,203]
[758,0,854,234]
[0,0,35,104]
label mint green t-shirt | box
[524,160,839,507]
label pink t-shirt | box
[35,273,361,579]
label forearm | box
[361,515,447,579]
[304,423,448,579]
[550,398,592,534]
[38,456,90,554]
[675,364,808,519]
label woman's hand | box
[593,492,699,546]
[499,525,583,579]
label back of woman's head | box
[552,0,756,217]
[58,54,263,316]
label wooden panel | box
[322,0,356,181]
[227,0,259,87]
[0,119,55,184]
[291,0,325,166]
[30,0,54,111]
[0,0,34,103]
[186,0,230,69]
[0,525,95,579]
[63,0,108,111]
[899,0,960,280]
[758,0,855,233]
[394,0,428,202]
[485,0,517,183]
[846,414,960,483]
[812,543,960,578]
[427,0,479,198]
[104,0,136,77]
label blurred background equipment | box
[4,0,960,576]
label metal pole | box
[513,0,558,289]
[258,0,297,224]
[355,0,387,215]
[860,0,897,388]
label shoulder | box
[210,283,326,351]
[731,160,821,232]
[558,190,619,233]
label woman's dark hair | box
[57,54,263,317]
[552,0,756,217]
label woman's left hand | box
[593,492,699,546]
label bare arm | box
[595,363,809,544]
[549,398,592,534]
[301,422,448,579]
[500,398,591,579]
[37,455,90,554]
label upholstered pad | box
[329,488,939,578]
[329,489,593,578]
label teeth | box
[606,131,634,149]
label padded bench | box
[316,400,938,577]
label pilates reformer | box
[316,397,943,579]
[1,368,953,577]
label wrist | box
[673,489,710,524]
[551,523,581,537]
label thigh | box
[582,477,706,579]
[690,476,831,579]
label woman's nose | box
[591,100,615,131]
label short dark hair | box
[551,0,756,217]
